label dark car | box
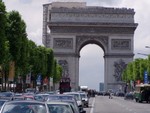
[0,100,9,110]
[124,92,134,100]
[0,92,14,100]
[116,91,125,97]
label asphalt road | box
[84,96,150,113]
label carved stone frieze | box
[76,35,108,52]
[53,38,73,49]
[51,7,135,14]
[113,59,127,82]
[50,26,136,34]
[58,60,69,77]
[51,13,133,18]
[111,39,131,50]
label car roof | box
[3,100,45,104]
[63,92,80,94]
[46,101,71,105]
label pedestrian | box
[109,92,113,99]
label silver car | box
[79,92,89,107]
[46,101,74,113]
[0,100,49,113]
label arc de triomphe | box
[42,2,137,91]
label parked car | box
[63,92,85,113]
[0,92,14,100]
[0,100,49,113]
[115,91,125,97]
[46,101,75,113]
[47,94,75,101]
[134,84,150,103]
[0,100,9,110]
[124,92,134,100]
[34,93,49,101]
[47,94,82,113]
[59,99,80,113]
[79,92,89,107]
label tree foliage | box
[122,57,150,83]
[0,0,7,64]
[0,1,62,90]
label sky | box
[3,0,150,91]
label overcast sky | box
[4,0,150,91]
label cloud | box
[51,0,85,2]
[19,0,32,4]
[4,0,50,45]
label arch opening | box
[79,44,104,91]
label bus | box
[59,77,71,94]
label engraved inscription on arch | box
[111,39,131,50]
[53,38,73,49]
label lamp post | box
[145,46,150,48]
[137,53,149,56]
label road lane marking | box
[90,97,95,113]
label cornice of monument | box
[104,53,134,58]
[48,22,138,28]
[51,7,135,14]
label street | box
[85,96,150,113]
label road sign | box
[144,71,148,84]
[36,74,42,85]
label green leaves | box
[0,1,62,87]
[6,11,23,62]
[0,0,7,64]
[122,58,150,83]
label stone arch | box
[43,2,138,91]
[76,35,108,55]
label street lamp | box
[145,46,150,48]
[137,53,149,56]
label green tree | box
[6,11,23,62]
[46,48,54,77]
[5,10,30,85]
[56,64,62,82]
[147,55,150,79]
[16,20,29,77]
[53,59,62,84]
[139,59,147,82]
[28,40,37,74]
[0,0,7,64]
[133,59,141,81]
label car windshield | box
[0,92,13,97]
[0,101,5,106]
[80,94,87,98]
[67,94,80,101]
[1,102,47,113]
[47,104,73,113]
[47,95,74,101]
